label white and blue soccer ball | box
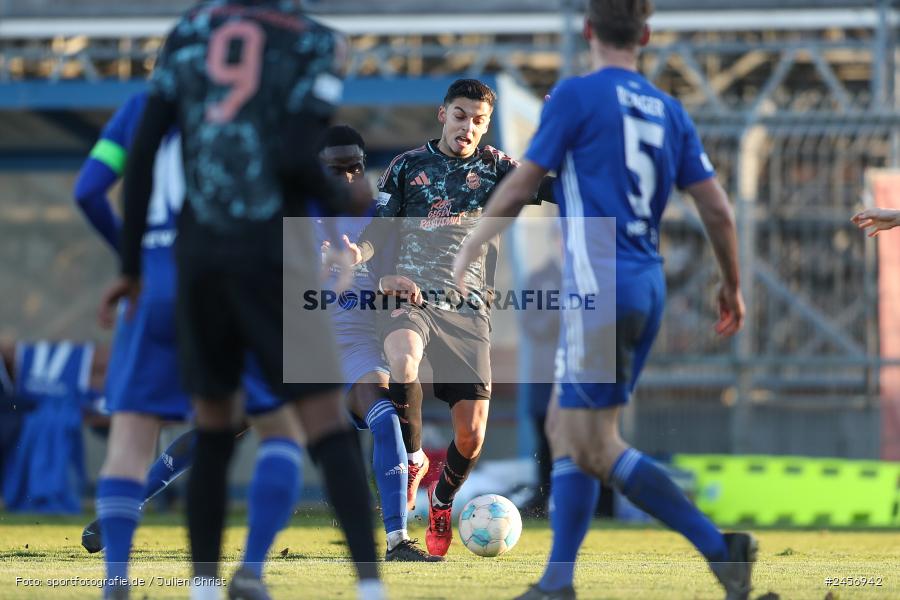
[458,494,522,557]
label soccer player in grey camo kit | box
[344,78,555,557]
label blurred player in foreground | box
[99,2,380,599]
[454,1,755,598]
[346,79,554,556]
[852,207,900,236]
[76,90,324,600]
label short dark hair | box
[443,79,496,108]
[588,0,654,49]
[319,124,366,152]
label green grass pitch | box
[0,512,896,599]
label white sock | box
[190,580,222,600]
[408,449,425,466]
[386,528,409,550]
[358,579,385,600]
[432,491,451,509]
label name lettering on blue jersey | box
[616,86,665,118]
[142,230,178,249]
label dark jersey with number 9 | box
[150,0,346,262]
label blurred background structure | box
[1,1,899,507]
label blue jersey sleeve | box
[74,92,148,251]
[88,92,147,175]
[675,104,715,189]
[525,78,582,173]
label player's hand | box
[321,237,356,294]
[99,276,141,328]
[379,274,423,306]
[452,240,480,298]
[714,283,744,337]
[339,235,364,266]
[851,207,900,237]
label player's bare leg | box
[426,399,489,556]
[384,328,429,509]
[95,412,162,598]
[292,390,383,597]
[100,413,163,480]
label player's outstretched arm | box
[686,177,744,337]
[852,207,900,237]
[453,160,548,294]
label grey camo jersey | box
[366,140,538,311]
[149,0,345,259]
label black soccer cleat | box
[709,532,759,600]
[513,583,576,600]
[81,518,104,554]
[228,567,272,600]
[385,538,445,562]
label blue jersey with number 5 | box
[525,67,714,266]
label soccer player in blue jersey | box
[455,1,754,599]
[77,91,317,600]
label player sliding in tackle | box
[81,124,440,564]
[852,207,900,236]
[343,79,555,557]
[454,1,756,599]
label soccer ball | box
[458,494,522,557]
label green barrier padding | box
[672,454,900,527]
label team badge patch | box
[391,308,408,318]
[466,171,481,190]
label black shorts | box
[380,303,491,407]
[176,258,342,402]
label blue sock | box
[140,430,195,508]
[538,458,600,592]
[243,438,302,577]
[365,399,408,536]
[97,477,143,591]
[611,448,727,562]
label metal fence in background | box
[0,2,898,459]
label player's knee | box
[569,447,607,480]
[387,353,419,383]
[454,428,485,458]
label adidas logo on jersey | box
[410,171,431,186]
[385,464,408,477]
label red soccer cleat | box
[407,454,430,511]
[425,481,453,556]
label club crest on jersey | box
[466,171,481,190]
